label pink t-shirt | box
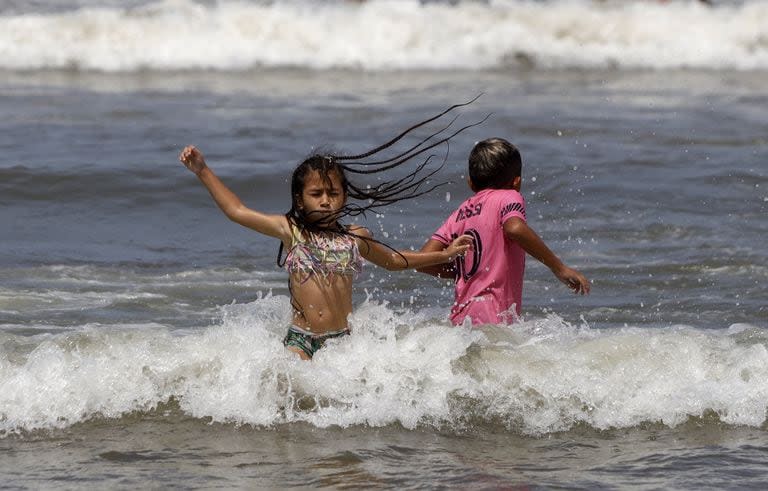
[432,188,527,326]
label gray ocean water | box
[2,0,768,489]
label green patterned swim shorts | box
[283,325,350,359]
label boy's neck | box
[469,176,521,193]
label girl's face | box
[297,169,347,223]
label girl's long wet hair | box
[278,96,488,266]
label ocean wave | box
[0,264,286,318]
[0,0,766,72]
[2,295,767,437]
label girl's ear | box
[295,194,304,210]
[512,175,522,191]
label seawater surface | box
[2,0,768,489]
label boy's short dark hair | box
[468,138,522,190]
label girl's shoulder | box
[284,216,303,241]
[347,224,371,238]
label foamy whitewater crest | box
[472,318,768,433]
[1,0,766,72]
[2,295,768,436]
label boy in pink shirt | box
[420,138,590,326]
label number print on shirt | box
[453,229,483,282]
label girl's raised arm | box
[179,146,290,242]
[352,226,471,271]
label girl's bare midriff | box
[289,272,354,333]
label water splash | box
[2,295,767,437]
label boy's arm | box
[352,227,470,271]
[179,145,290,242]
[416,239,458,279]
[503,217,590,295]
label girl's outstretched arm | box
[179,145,290,242]
[352,226,471,271]
[415,239,457,279]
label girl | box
[179,108,477,359]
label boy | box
[419,138,590,326]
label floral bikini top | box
[284,224,363,281]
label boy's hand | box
[179,145,207,175]
[554,266,591,295]
[445,234,473,262]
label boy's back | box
[432,188,527,325]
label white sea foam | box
[2,294,768,436]
[0,0,766,72]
